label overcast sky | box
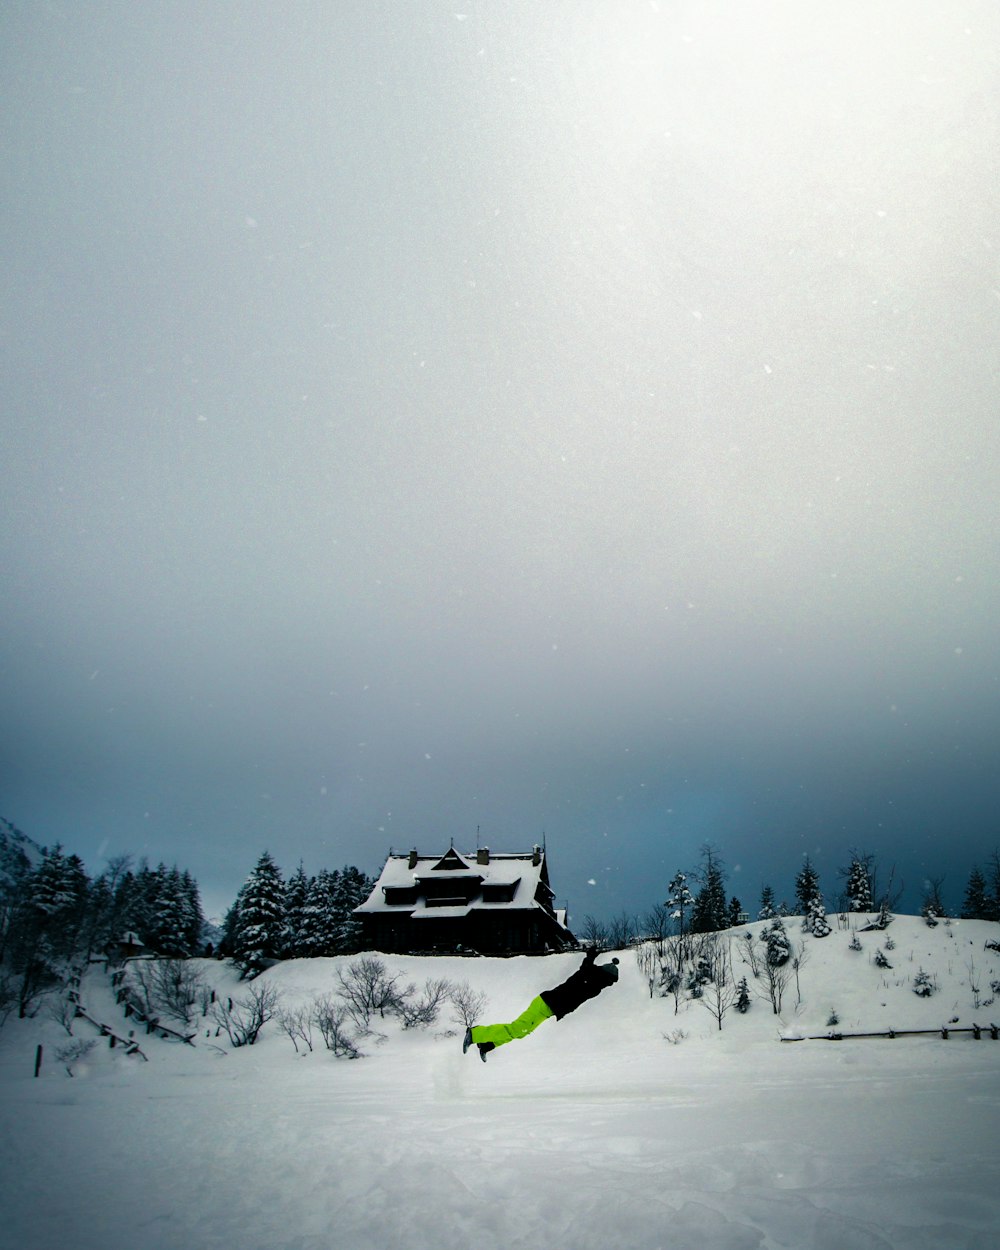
[3,2,999,924]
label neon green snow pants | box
[470,995,554,1049]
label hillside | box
[1,914,999,1250]
[0,815,42,893]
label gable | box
[431,848,470,872]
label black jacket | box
[540,947,617,1020]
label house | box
[354,845,576,955]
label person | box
[463,946,619,1061]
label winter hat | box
[605,957,620,981]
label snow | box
[2,917,999,1250]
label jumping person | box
[463,946,619,1061]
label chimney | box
[532,845,542,866]
[477,847,490,866]
[408,848,418,870]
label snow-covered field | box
[2,916,999,1250]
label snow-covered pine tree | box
[296,871,328,958]
[762,916,791,966]
[794,857,831,937]
[28,844,89,962]
[805,893,831,938]
[845,856,873,913]
[666,871,695,937]
[282,863,311,959]
[794,856,821,920]
[180,870,205,954]
[920,877,946,926]
[757,884,776,921]
[149,865,192,957]
[735,976,751,1013]
[232,852,286,975]
[5,844,91,1015]
[331,866,372,954]
[912,967,935,997]
[309,867,342,956]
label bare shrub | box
[577,915,609,950]
[130,959,206,1028]
[47,993,79,1036]
[311,993,362,1058]
[57,1037,97,1076]
[449,980,488,1029]
[755,955,793,1015]
[212,980,281,1047]
[641,904,673,952]
[395,977,454,1029]
[336,956,404,1031]
[634,943,658,998]
[699,938,739,1030]
[606,911,638,950]
[276,1005,315,1054]
[738,930,761,978]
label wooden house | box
[354,845,575,955]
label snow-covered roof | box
[355,847,558,919]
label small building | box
[105,931,146,963]
[354,845,576,955]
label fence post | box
[34,1045,43,1078]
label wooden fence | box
[782,1023,999,1042]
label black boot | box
[462,1027,473,1054]
[478,1042,494,1062]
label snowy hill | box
[2,915,999,1249]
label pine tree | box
[282,863,311,959]
[845,856,873,913]
[794,856,821,918]
[232,852,286,975]
[961,867,989,920]
[735,976,751,1013]
[29,844,89,962]
[763,917,791,966]
[727,896,743,928]
[333,866,372,954]
[180,870,204,954]
[805,893,831,938]
[920,877,946,926]
[690,846,728,934]
[149,866,191,957]
[296,872,328,958]
[129,862,160,947]
[7,844,90,1015]
[795,857,830,937]
[310,867,342,956]
[987,850,1000,922]
[757,885,776,921]
[666,872,695,937]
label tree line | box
[0,845,210,1020]
[0,841,373,1023]
[579,844,1000,951]
[3,828,998,1026]
[218,851,375,975]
